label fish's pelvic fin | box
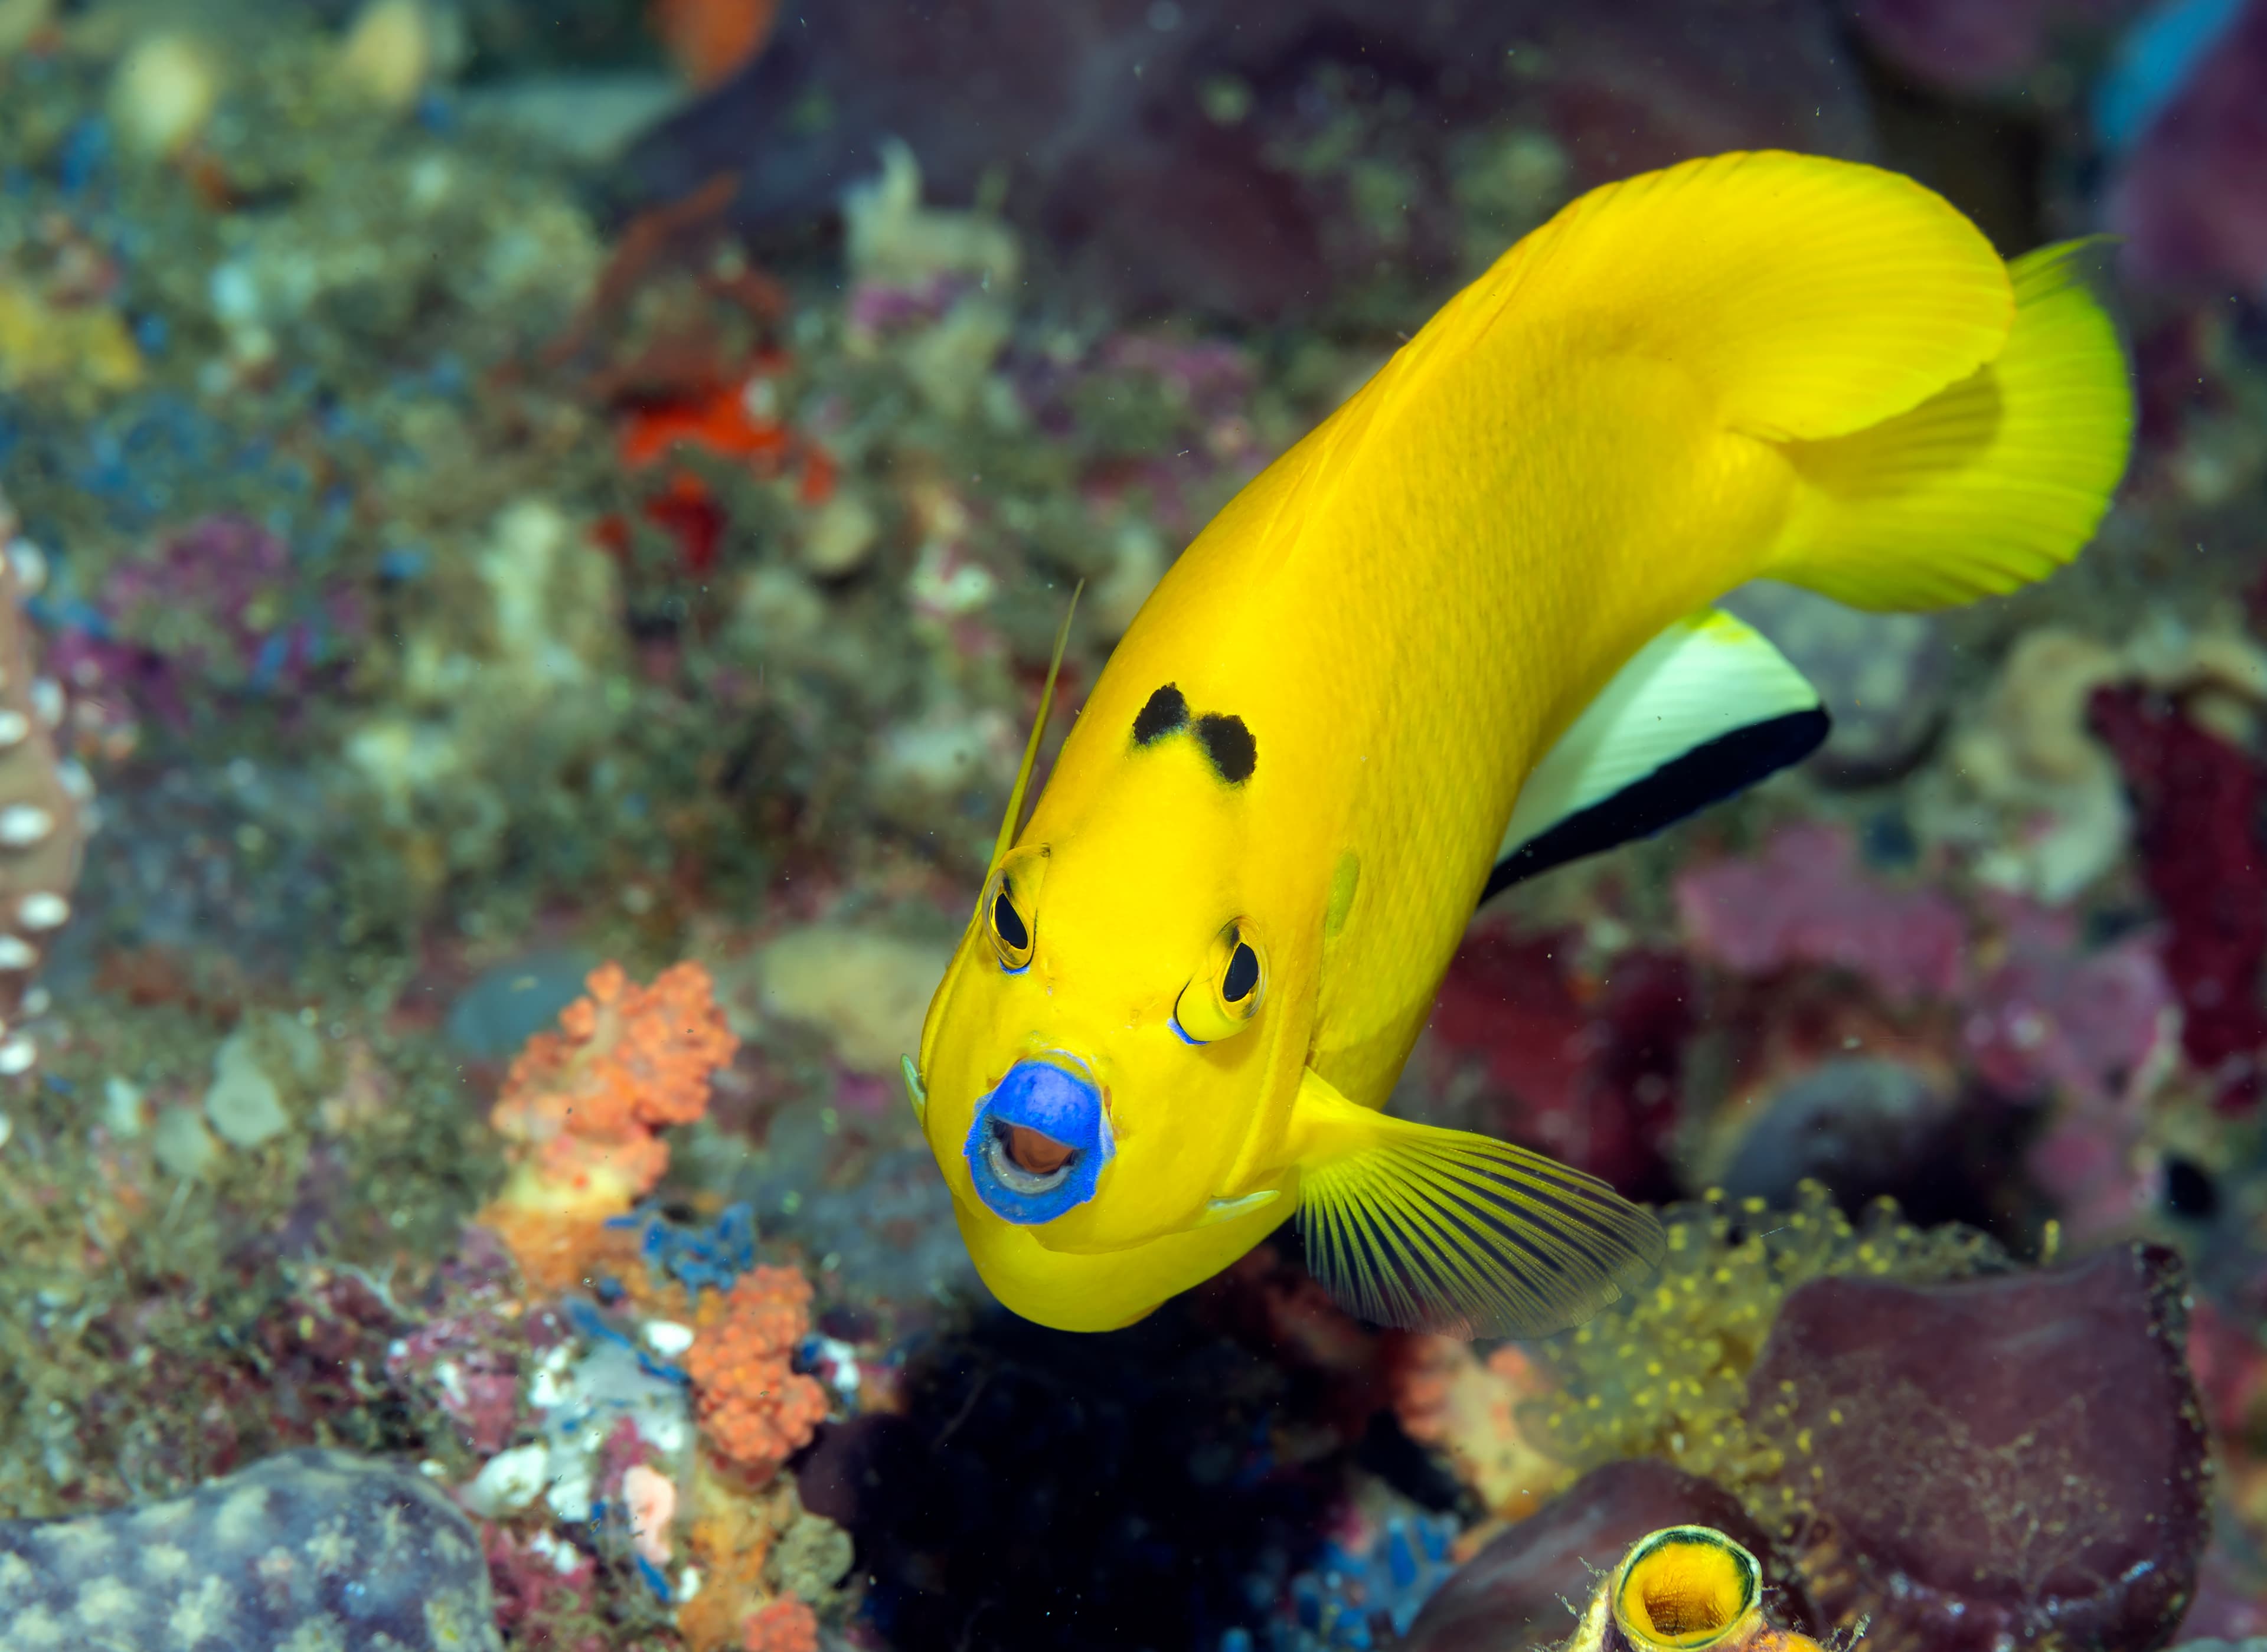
[1288,1067,1662,1340]
[1488,610,1825,902]
[1198,1189,1281,1226]
[1763,240,2133,610]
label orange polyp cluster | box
[485,960,739,1224]
[739,1597,819,1652]
[600,380,837,574]
[649,0,781,91]
[618,386,792,470]
[684,1265,830,1480]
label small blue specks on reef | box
[0,1448,501,1652]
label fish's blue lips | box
[964,1058,1113,1225]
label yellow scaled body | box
[912,151,2132,1334]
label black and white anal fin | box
[1483,609,1828,904]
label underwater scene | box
[2,1,2267,1649]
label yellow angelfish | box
[905,151,2132,1336]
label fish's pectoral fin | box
[1287,1067,1663,1340]
[901,1054,926,1123]
[1486,609,1825,902]
[1197,1189,1281,1226]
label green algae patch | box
[0,978,502,1519]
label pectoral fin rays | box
[1289,1067,1663,1339]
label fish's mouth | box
[985,1119,1079,1194]
[963,1055,1113,1224]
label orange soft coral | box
[486,961,738,1221]
[651,0,780,90]
[1389,1335,1571,1523]
[685,1265,829,1479]
[740,1597,818,1652]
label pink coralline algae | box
[486,1525,602,1651]
[1962,899,2177,1108]
[1675,825,1966,1005]
[1428,930,1688,1201]
[380,1227,543,1455]
[2090,686,2267,1104]
[2105,0,2267,297]
[1678,826,2176,1120]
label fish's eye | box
[1174,920,1265,1044]
[1223,937,1259,1003]
[986,874,1034,972]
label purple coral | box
[1964,900,2177,1107]
[1842,0,2140,92]
[1746,1244,2209,1652]
[66,513,361,728]
[2090,686,2267,1104]
[2105,0,2267,297]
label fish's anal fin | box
[1487,609,1826,902]
[1287,1067,1663,1339]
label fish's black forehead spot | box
[1194,714,1256,784]
[1132,685,1190,745]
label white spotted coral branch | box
[0,486,88,1075]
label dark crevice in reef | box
[800,1270,1384,1652]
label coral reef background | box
[0,1,2264,1650]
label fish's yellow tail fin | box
[1760,241,2133,609]
[1437,149,2017,443]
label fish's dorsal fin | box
[1485,609,1825,903]
[986,582,1082,882]
[1288,1067,1662,1339]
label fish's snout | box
[964,1056,1112,1225]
